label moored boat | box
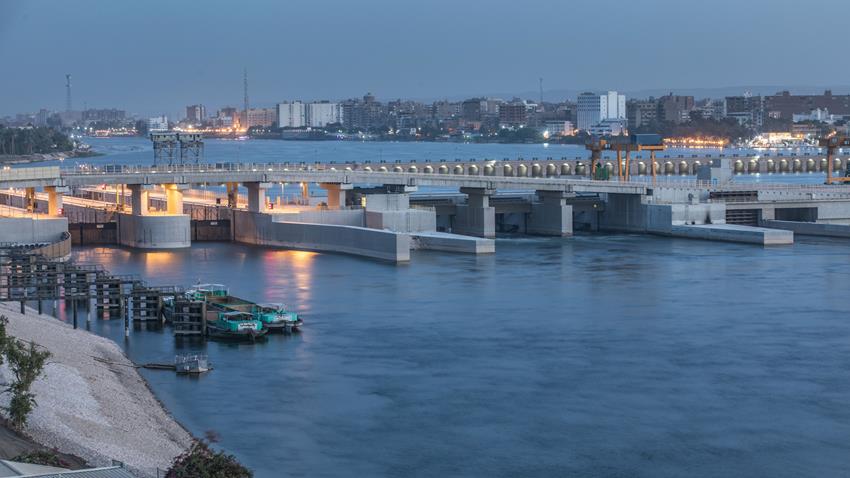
[207,311,268,342]
[254,303,304,333]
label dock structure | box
[0,239,185,334]
[5,152,850,260]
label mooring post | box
[72,300,78,329]
[20,300,25,315]
[37,300,42,315]
[122,296,129,338]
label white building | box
[542,120,574,137]
[305,102,342,127]
[277,101,306,128]
[587,118,628,137]
[577,91,626,131]
[147,115,169,132]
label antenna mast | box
[243,68,249,128]
[539,77,543,104]
[65,74,72,112]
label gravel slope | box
[0,302,193,477]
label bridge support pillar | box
[44,186,68,216]
[300,182,309,205]
[528,191,573,236]
[226,182,239,208]
[320,183,353,209]
[246,182,272,213]
[164,183,188,215]
[454,187,495,238]
[24,187,36,213]
[128,184,151,216]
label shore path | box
[0,302,193,478]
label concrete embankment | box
[411,232,495,254]
[761,219,850,238]
[669,224,794,245]
[0,303,193,478]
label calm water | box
[72,135,835,166]
[60,235,850,478]
[41,138,850,476]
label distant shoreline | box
[0,150,102,166]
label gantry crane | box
[819,133,850,184]
[585,134,666,183]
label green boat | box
[254,303,303,334]
[207,311,268,342]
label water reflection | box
[63,238,850,478]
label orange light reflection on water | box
[263,250,316,308]
[143,251,177,276]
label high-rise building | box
[461,98,485,121]
[277,101,306,128]
[764,90,850,120]
[658,94,695,123]
[341,94,387,130]
[499,102,527,127]
[725,95,764,127]
[185,105,206,124]
[577,91,626,131]
[305,102,342,127]
[82,109,126,123]
[148,115,169,132]
[627,99,658,129]
[247,108,277,128]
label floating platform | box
[669,224,794,245]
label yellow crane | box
[585,135,666,183]
[819,133,850,184]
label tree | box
[0,315,51,431]
[3,339,50,430]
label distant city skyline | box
[3,0,850,116]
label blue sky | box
[1,0,848,116]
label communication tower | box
[65,74,72,112]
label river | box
[51,138,850,476]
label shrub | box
[167,440,252,478]
[12,450,72,468]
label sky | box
[2,0,850,117]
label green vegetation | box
[12,450,72,468]
[0,126,74,156]
[496,127,543,143]
[633,113,751,142]
[167,439,252,478]
[0,315,51,431]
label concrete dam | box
[3,159,850,262]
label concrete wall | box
[607,199,725,234]
[364,194,410,211]
[0,217,68,244]
[452,204,496,237]
[270,209,365,227]
[599,193,646,232]
[233,210,410,262]
[527,203,573,236]
[365,209,436,233]
[117,213,191,249]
